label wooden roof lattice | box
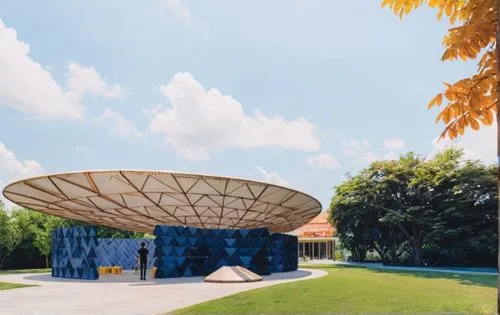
[2,170,322,233]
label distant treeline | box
[0,206,147,270]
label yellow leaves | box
[481,109,494,125]
[478,50,496,75]
[427,93,443,109]
[436,93,443,106]
[382,0,496,64]
[380,0,424,18]
[431,65,497,140]
[470,117,480,130]
[380,0,497,141]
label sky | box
[0,0,495,211]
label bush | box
[335,251,344,261]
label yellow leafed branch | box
[381,0,498,140]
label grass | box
[0,282,36,291]
[172,265,496,315]
[0,268,50,275]
[0,268,45,291]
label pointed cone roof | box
[204,266,263,283]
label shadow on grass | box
[368,268,497,288]
[302,264,496,288]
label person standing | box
[137,242,149,280]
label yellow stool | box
[151,267,157,279]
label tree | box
[381,1,498,304]
[329,175,375,262]
[329,148,496,266]
[329,168,409,263]
[0,202,22,270]
[423,160,497,266]
[33,215,66,268]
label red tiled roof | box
[295,212,336,238]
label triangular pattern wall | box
[268,233,298,273]
[51,226,298,280]
[153,225,270,278]
[97,238,155,269]
[51,227,99,280]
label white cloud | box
[0,142,44,210]
[65,62,124,102]
[149,72,321,161]
[430,122,495,163]
[342,139,371,156]
[0,19,124,120]
[383,138,405,150]
[97,108,143,139]
[160,0,192,24]
[342,139,378,162]
[254,166,289,186]
[306,153,340,170]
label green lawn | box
[0,268,50,275]
[172,265,496,315]
[0,269,46,291]
[0,282,35,291]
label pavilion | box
[2,170,322,279]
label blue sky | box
[0,0,495,211]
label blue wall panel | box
[153,225,270,278]
[97,238,155,269]
[51,227,99,280]
[268,233,298,273]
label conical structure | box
[204,266,263,283]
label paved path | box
[0,268,326,315]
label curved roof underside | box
[2,170,322,233]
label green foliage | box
[329,147,497,267]
[95,226,144,239]
[1,207,147,270]
[0,202,22,270]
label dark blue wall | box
[51,226,99,280]
[51,225,299,280]
[97,238,155,269]
[153,225,270,278]
[268,233,298,272]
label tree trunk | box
[373,245,387,264]
[495,0,500,314]
[45,254,49,269]
[412,235,423,266]
[0,256,5,271]
[496,1,499,313]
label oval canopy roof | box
[2,170,322,233]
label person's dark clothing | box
[138,247,149,263]
[140,261,147,280]
[138,247,149,280]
